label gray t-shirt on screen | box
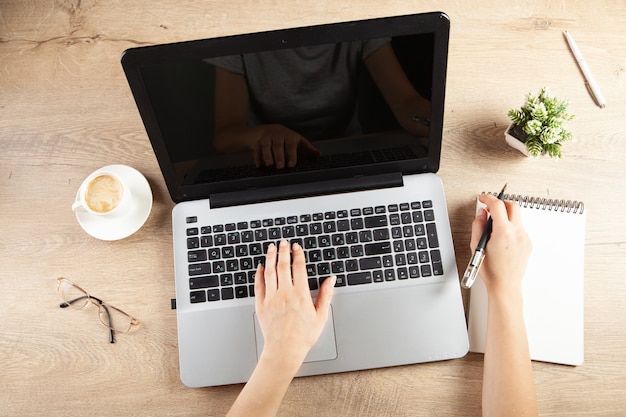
[209,39,388,140]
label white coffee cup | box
[72,170,132,216]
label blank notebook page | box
[468,196,586,366]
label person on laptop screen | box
[226,195,538,417]
[210,40,432,169]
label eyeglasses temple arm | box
[59,295,89,308]
[99,303,116,343]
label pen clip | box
[584,81,605,108]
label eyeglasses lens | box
[58,279,90,309]
[98,304,133,333]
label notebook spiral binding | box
[485,192,585,214]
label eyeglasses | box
[57,277,140,343]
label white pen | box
[563,31,606,108]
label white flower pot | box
[504,123,529,156]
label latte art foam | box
[85,174,124,214]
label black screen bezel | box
[121,12,450,203]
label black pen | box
[461,184,507,289]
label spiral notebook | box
[468,193,586,366]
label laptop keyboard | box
[185,200,443,304]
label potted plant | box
[505,87,574,158]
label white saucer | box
[74,165,153,241]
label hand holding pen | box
[461,184,507,289]
[462,186,533,291]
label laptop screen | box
[122,12,449,203]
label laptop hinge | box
[209,172,404,209]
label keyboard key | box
[214,234,226,245]
[235,286,248,298]
[212,261,225,274]
[240,258,254,270]
[373,270,384,282]
[359,256,382,270]
[234,272,247,285]
[318,235,331,247]
[207,289,220,301]
[331,261,345,274]
[397,267,409,280]
[189,263,211,276]
[188,250,207,263]
[359,230,373,242]
[282,225,295,238]
[373,228,389,241]
[345,259,358,272]
[364,215,388,228]
[228,232,240,244]
[350,218,364,230]
[201,236,213,247]
[323,221,336,233]
[309,250,322,262]
[323,248,336,260]
[350,245,364,257]
[364,242,391,255]
[426,223,439,248]
[226,259,239,271]
[304,237,317,249]
[221,287,234,300]
[424,210,435,222]
[190,290,206,303]
[317,263,330,276]
[189,275,219,289]
[254,229,268,241]
[296,224,309,236]
[220,274,233,286]
[348,272,372,285]
[337,219,350,231]
[187,237,200,250]
[310,223,322,234]
[384,269,396,281]
[412,211,423,223]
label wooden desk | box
[2,1,625,415]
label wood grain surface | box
[1,1,625,416]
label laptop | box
[121,11,468,388]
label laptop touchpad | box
[253,305,338,363]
